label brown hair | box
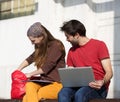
[27,22,65,68]
[60,19,86,36]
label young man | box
[58,20,113,102]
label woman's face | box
[28,36,44,45]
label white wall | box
[0,0,120,99]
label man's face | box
[65,33,79,46]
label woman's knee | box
[25,82,33,88]
[25,82,40,91]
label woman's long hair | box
[27,22,65,68]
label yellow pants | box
[22,82,62,102]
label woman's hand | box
[89,80,104,90]
[25,73,32,78]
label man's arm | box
[101,58,113,84]
[89,58,113,89]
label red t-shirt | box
[67,39,110,89]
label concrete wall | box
[0,0,120,99]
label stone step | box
[89,99,120,102]
[0,99,120,102]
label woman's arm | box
[25,68,44,78]
[17,59,44,78]
[17,60,29,71]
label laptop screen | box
[58,66,95,87]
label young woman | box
[17,22,66,102]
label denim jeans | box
[58,86,107,102]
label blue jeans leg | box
[58,87,76,102]
[75,86,107,102]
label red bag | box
[11,70,27,99]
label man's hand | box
[89,80,104,90]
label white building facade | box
[0,0,120,99]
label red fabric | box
[11,70,27,99]
[67,39,110,89]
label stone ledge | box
[0,99,21,102]
[89,99,120,102]
[0,99,120,102]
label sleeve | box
[67,49,74,66]
[25,52,35,64]
[41,42,64,74]
[98,41,110,60]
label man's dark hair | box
[60,19,86,36]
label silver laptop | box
[58,66,95,87]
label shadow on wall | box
[53,0,113,13]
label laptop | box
[26,76,53,84]
[58,66,95,87]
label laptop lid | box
[58,66,95,87]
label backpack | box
[11,70,27,99]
